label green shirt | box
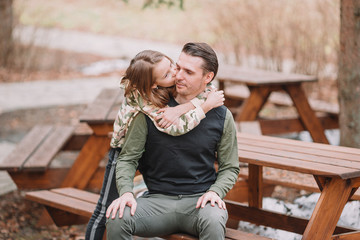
[115,109,240,199]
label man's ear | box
[204,72,214,84]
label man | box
[106,42,239,239]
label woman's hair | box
[121,50,174,108]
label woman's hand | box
[201,90,225,113]
[206,90,225,108]
[155,106,183,128]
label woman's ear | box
[151,83,158,89]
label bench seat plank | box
[25,188,273,240]
[163,228,272,240]
[23,126,75,170]
[26,190,96,218]
[0,125,53,171]
[51,187,99,203]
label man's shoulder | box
[212,105,232,118]
[132,112,147,125]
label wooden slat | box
[238,150,360,179]
[25,190,96,218]
[26,188,272,240]
[238,137,360,162]
[10,168,68,189]
[225,228,273,240]
[163,228,273,240]
[51,187,99,203]
[238,144,360,170]
[238,133,360,156]
[0,125,53,171]
[79,88,122,123]
[23,126,75,170]
[331,231,360,240]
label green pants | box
[106,193,228,240]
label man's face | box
[175,52,212,98]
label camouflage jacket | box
[110,82,216,148]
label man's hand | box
[195,191,226,210]
[106,192,137,219]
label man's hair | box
[181,42,218,80]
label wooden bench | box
[0,124,92,189]
[224,84,339,115]
[235,121,360,201]
[25,187,273,240]
[224,84,339,136]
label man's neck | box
[175,89,204,104]
[174,94,194,104]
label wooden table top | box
[237,133,360,179]
[79,88,124,124]
[217,65,317,86]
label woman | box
[85,50,224,240]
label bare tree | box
[338,0,360,147]
[0,0,13,67]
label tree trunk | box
[0,0,13,67]
[338,0,360,147]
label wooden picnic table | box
[228,132,360,240]
[217,65,330,144]
[60,88,124,189]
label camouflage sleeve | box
[110,97,139,148]
[133,82,217,136]
[110,82,218,146]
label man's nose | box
[176,69,183,80]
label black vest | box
[138,98,227,195]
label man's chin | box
[176,86,186,93]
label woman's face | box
[152,57,176,88]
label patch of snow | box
[238,193,360,240]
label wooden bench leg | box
[61,135,110,189]
[285,84,329,144]
[302,178,353,240]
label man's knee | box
[198,204,228,232]
[106,207,134,237]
